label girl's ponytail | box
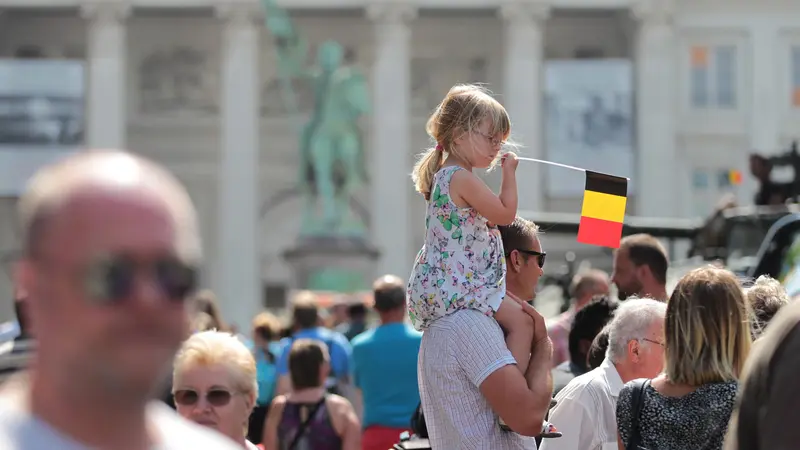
[412,146,444,201]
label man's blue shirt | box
[352,322,422,429]
[276,327,352,379]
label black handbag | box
[393,403,432,449]
[626,379,651,450]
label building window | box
[792,45,800,109]
[689,45,738,109]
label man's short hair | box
[568,295,619,368]
[291,292,319,329]
[746,275,790,338]
[619,234,669,285]
[606,297,667,363]
[498,217,540,255]
[372,275,406,312]
[569,269,609,299]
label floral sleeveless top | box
[407,166,506,331]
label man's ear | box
[636,264,651,283]
[627,339,641,363]
[507,250,520,273]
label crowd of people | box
[2,83,800,450]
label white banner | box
[544,59,635,197]
[0,59,85,197]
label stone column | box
[499,1,549,213]
[632,0,678,217]
[81,2,129,149]
[216,4,261,329]
[368,4,415,279]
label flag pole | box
[516,156,631,181]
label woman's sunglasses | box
[173,389,235,407]
[506,249,546,268]
[85,255,198,305]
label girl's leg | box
[494,296,533,371]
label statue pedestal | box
[283,237,380,292]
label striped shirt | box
[418,309,537,449]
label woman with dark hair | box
[263,339,361,450]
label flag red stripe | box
[577,216,624,249]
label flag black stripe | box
[584,170,628,197]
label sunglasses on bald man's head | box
[85,255,198,304]
[506,249,546,268]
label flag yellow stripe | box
[581,190,627,223]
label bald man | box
[0,151,239,449]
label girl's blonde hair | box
[665,266,752,386]
[411,84,512,201]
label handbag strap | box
[287,396,327,450]
[626,378,650,450]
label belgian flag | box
[577,171,628,249]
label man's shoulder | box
[554,366,605,401]
[350,329,375,348]
[150,403,241,449]
[313,327,351,348]
[424,310,505,354]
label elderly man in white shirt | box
[541,297,667,450]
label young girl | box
[407,84,533,371]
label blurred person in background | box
[173,330,260,449]
[336,302,368,342]
[263,339,361,450]
[329,300,350,329]
[247,312,283,445]
[352,275,422,450]
[0,151,239,449]
[543,298,666,450]
[192,289,228,332]
[192,312,216,333]
[547,270,610,367]
[616,266,751,450]
[586,325,610,371]
[551,295,619,396]
[745,275,789,339]
[611,234,669,302]
[275,293,352,398]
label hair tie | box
[435,144,443,152]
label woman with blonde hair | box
[173,330,260,449]
[615,266,751,450]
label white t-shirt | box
[0,397,242,450]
